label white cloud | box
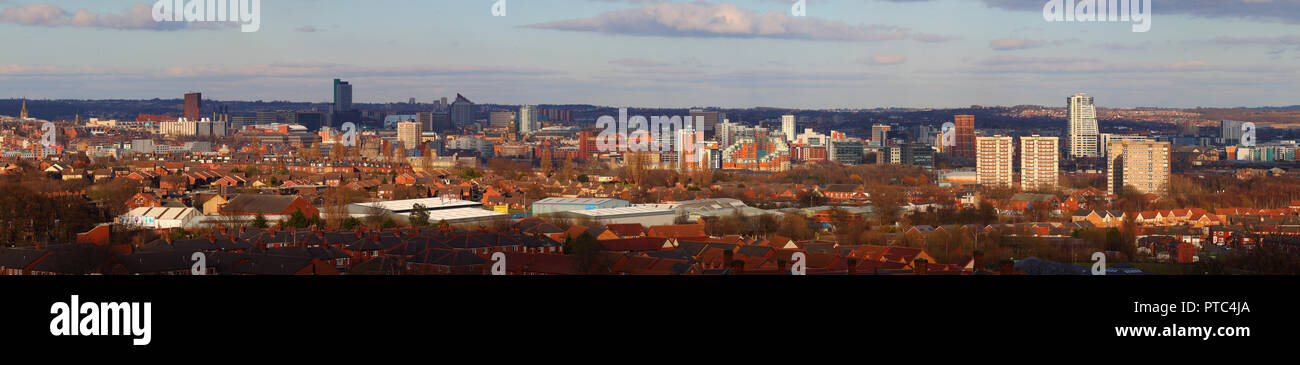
[0,2,189,31]
[989,38,1066,51]
[526,2,948,42]
[860,54,907,65]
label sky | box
[0,0,1298,109]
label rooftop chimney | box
[777,259,787,275]
[973,250,985,273]
[730,259,745,275]
[846,258,858,275]
[913,258,928,275]
[722,249,734,270]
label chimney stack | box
[777,259,787,275]
[730,259,745,275]
[913,258,928,275]
[722,249,733,270]
[972,250,985,273]
[846,258,858,275]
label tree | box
[323,187,364,229]
[301,141,321,160]
[623,151,649,185]
[393,147,407,162]
[796,190,826,207]
[409,203,431,227]
[565,232,610,274]
[330,142,347,161]
[252,214,269,228]
[777,213,815,240]
[560,159,577,182]
[540,148,553,176]
[288,210,310,228]
[87,178,141,217]
[489,158,527,179]
[459,168,482,180]
[756,214,780,237]
[342,217,362,230]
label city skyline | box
[0,0,1298,108]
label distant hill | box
[1190,107,1300,126]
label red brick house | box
[126,192,162,210]
[219,194,320,218]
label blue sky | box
[0,0,1298,108]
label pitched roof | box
[646,224,706,239]
[220,194,307,215]
[604,223,645,237]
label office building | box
[872,124,892,146]
[519,105,538,135]
[1099,133,1149,159]
[332,79,352,113]
[489,111,517,128]
[828,138,865,165]
[330,79,358,128]
[1020,135,1059,191]
[184,93,201,121]
[781,115,796,143]
[720,135,791,172]
[954,115,975,159]
[1068,93,1100,158]
[397,121,422,150]
[451,94,475,129]
[689,109,723,140]
[976,135,1014,188]
[1107,139,1170,196]
[1220,120,1245,145]
[416,111,434,131]
[883,143,935,169]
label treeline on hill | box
[0,165,107,247]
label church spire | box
[19,98,28,120]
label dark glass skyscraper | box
[450,94,474,130]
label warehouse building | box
[554,206,676,226]
[119,207,204,229]
[347,197,506,225]
[531,197,630,215]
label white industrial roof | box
[402,207,507,221]
[124,207,200,220]
[350,197,482,213]
[533,197,625,205]
[569,206,673,217]
[636,198,747,210]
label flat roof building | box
[531,197,630,215]
[556,206,676,226]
